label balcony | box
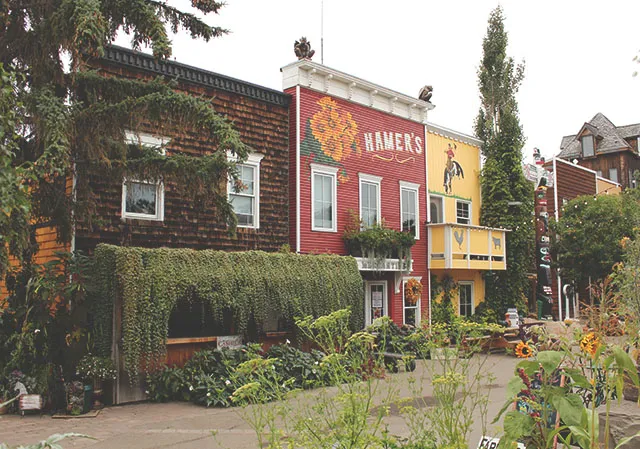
[354,256,412,272]
[427,223,508,270]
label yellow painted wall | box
[431,269,485,313]
[427,133,482,226]
[596,178,621,195]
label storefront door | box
[365,281,388,326]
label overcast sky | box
[116,0,640,162]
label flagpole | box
[321,0,324,64]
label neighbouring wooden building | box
[542,157,620,321]
[558,113,640,189]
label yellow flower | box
[310,97,361,162]
[579,332,600,357]
[515,341,534,359]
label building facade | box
[283,60,507,326]
[78,46,291,254]
[426,124,507,319]
[558,113,640,189]
[542,157,620,321]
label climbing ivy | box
[90,245,364,381]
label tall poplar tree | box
[0,1,248,278]
[475,6,534,316]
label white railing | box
[354,257,412,272]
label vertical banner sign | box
[533,149,553,318]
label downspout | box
[296,85,301,253]
[425,124,431,326]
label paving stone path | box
[1,354,520,449]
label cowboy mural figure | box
[443,143,464,194]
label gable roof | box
[557,113,635,159]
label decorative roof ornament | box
[418,85,433,103]
[294,37,315,60]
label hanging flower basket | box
[404,278,423,306]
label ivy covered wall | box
[90,244,364,378]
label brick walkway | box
[0,354,519,449]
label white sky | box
[116,0,640,162]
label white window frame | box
[456,200,471,225]
[399,181,420,239]
[581,135,595,157]
[359,173,382,228]
[429,194,444,224]
[458,281,475,317]
[311,163,338,232]
[402,276,422,327]
[609,168,618,184]
[227,152,264,229]
[121,131,168,221]
[364,280,388,326]
[122,179,165,221]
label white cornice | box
[425,122,482,147]
[281,60,434,124]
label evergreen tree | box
[474,6,534,317]
[0,1,248,277]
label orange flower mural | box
[309,97,361,163]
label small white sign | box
[372,291,383,300]
[19,394,43,411]
[217,335,242,349]
[372,299,383,308]
[477,436,525,449]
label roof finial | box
[418,85,433,103]
[294,37,315,60]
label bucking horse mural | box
[443,143,464,194]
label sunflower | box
[580,332,600,357]
[309,97,361,162]
[515,341,534,359]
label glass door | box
[365,281,387,326]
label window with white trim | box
[122,180,165,220]
[596,170,602,178]
[311,164,338,232]
[581,135,595,157]
[227,153,264,228]
[121,132,168,221]
[359,174,382,228]
[456,200,471,225]
[458,282,474,317]
[430,195,443,224]
[609,168,618,184]
[400,181,420,239]
[403,277,421,327]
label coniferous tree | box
[474,6,534,317]
[0,1,248,277]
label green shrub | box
[265,344,325,389]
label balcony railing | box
[354,257,412,272]
[427,223,508,270]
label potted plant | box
[75,354,117,409]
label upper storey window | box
[227,153,264,229]
[359,174,382,228]
[581,135,595,157]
